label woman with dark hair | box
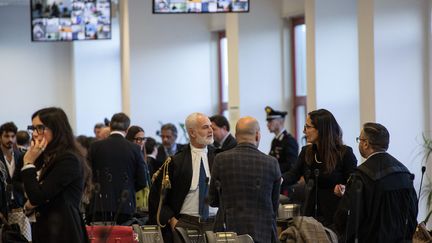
[282,109,357,227]
[126,125,146,157]
[22,107,90,243]
[126,125,151,213]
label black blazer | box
[0,148,25,208]
[214,134,237,154]
[22,151,88,243]
[269,130,298,173]
[148,144,215,225]
[334,152,417,242]
[282,144,357,226]
[155,143,186,168]
[89,133,147,216]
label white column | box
[305,0,317,112]
[307,0,360,153]
[358,0,376,124]
[120,0,131,116]
[226,14,240,129]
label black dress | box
[21,152,88,243]
[282,144,357,226]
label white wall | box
[128,0,217,143]
[282,0,305,17]
[314,0,360,157]
[0,6,75,131]
[374,0,427,219]
[238,0,290,152]
[73,17,122,136]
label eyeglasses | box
[356,137,367,143]
[134,137,146,143]
[304,124,315,130]
[27,124,47,135]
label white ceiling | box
[0,0,29,7]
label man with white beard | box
[148,112,216,243]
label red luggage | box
[86,225,139,243]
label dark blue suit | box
[209,143,281,243]
[89,133,147,222]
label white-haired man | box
[149,112,216,243]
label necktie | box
[199,159,209,220]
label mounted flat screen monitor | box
[153,0,249,14]
[31,0,111,42]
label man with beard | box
[334,123,417,242]
[149,112,216,243]
[0,122,25,211]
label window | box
[291,17,307,146]
[217,31,229,117]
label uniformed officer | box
[265,106,299,174]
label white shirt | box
[110,131,125,137]
[4,152,15,199]
[4,152,15,178]
[180,145,217,217]
[365,151,386,161]
[276,129,286,141]
[219,133,230,148]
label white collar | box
[190,144,208,154]
[110,131,125,137]
[276,129,286,140]
[219,133,230,147]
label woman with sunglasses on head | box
[22,107,91,243]
[281,109,357,228]
[125,125,151,213]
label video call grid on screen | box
[153,0,249,14]
[31,0,112,42]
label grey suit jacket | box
[209,143,281,243]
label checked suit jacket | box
[209,143,281,243]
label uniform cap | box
[265,106,287,121]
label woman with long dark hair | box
[22,107,90,243]
[282,109,357,227]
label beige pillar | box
[358,0,375,123]
[305,0,316,112]
[119,0,131,115]
[226,14,240,129]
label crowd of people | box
[0,106,419,243]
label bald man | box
[209,116,281,243]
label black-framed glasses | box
[27,125,46,135]
[356,137,366,143]
[304,124,314,130]
[134,137,146,143]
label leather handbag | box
[413,222,432,243]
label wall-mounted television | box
[31,0,111,42]
[153,0,249,14]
